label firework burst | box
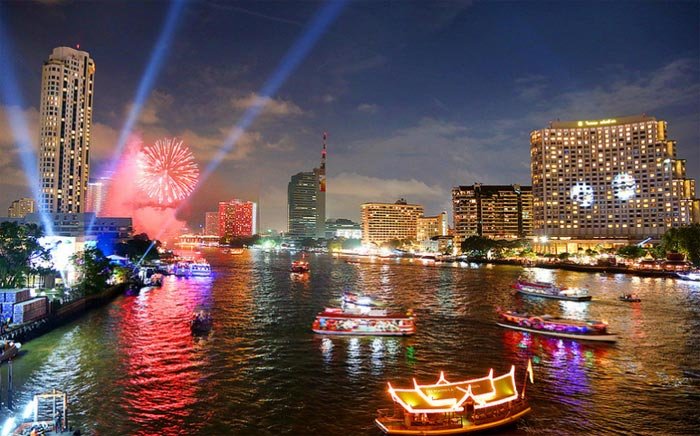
[137,138,199,206]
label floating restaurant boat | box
[190,261,212,276]
[312,306,415,336]
[513,277,592,301]
[497,310,617,342]
[291,260,310,273]
[0,340,20,362]
[375,365,533,435]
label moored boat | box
[312,307,415,336]
[497,309,616,342]
[0,340,20,362]
[375,364,533,435]
[513,277,592,301]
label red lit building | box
[218,199,257,238]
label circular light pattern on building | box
[570,182,594,207]
[612,172,637,201]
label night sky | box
[1,0,698,232]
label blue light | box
[0,14,54,235]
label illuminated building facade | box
[452,184,533,241]
[530,115,699,243]
[325,218,362,239]
[85,177,108,215]
[8,197,36,218]
[287,135,327,239]
[39,47,96,214]
[416,211,448,241]
[361,199,424,246]
[204,212,219,236]
[218,199,257,238]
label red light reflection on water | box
[112,279,210,435]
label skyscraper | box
[39,47,95,213]
[530,115,699,245]
[204,212,219,236]
[287,134,327,239]
[218,199,257,238]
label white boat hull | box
[497,322,617,342]
[516,289,592,302]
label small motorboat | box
[190,311,212,335]
[0,340,20,362]
[619,293,641,303]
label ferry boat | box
[0,340,20,362]
[312,307,415,336]
[190,261,212,276]
[513,277,592,301]
[291,260,310,273]
[375,364,533,435]
[497,309,617,342]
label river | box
[1,249,699,435]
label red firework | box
[137,138,199,206]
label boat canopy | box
[387,367,519,414]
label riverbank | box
[0,282,128,344]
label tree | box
[616,244,646,261]
[114,233,161,261]
[460,236,496,257]
[71,247,113,296]
[0,222,53,288]
[663,224,700,267]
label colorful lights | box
[570,182,594,207]
[613,172,637,200]
[137,137,199,206]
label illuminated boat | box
[190,261,211,276]
[0,340,20,362]
[312,307,415,336]
[619,293,641,303]
[190,311,212,335]
[229,248,245,255]
[375,365,533,435]
[513,278,591,301]
[291,260,310,273]
[342,291,378,308]
[497,310,617,342]
[676,271,700,282]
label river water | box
[1,249,699,435]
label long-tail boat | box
[375,364,533,434]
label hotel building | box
[416,211,449,241]
[452,184,533,241]
[7,197,36,218]
[39,47,96,213]
[530,115,699,252]
[204,212,219,236]
[218,199,257,238]
[361,199,424,246]
[85,177,109,216]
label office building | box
[39,46,96,213]
[452,184,533,241]
[219,199,257,238]
[204,212,219,236]
[325,218,362,239]
[416,211,449,241]
[530,115,699,250]
[7,197,36,218]
[361,199,424,246]
[287,134,327,239]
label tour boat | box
[0,340,20,362]
[676,271,700,282]
[291,260,310,273]
[312,307,415,336]
[513,277,592,301]
[190,261,212,276]
[619,293,641,303]
[375,364,533,435]
[342,291,378,308]
[496,310,617,342]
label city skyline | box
[1,1,699,233]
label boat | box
[229,248,245,255]
[190,311,212,335]
[676,271,700,282]
[190,261,211,276]
[497,309,617,342]
[290,260,310,273]
[312,307,415,336]
[375,364,533,435]
[619,293,641,303]
[512,277,592,301]
[0,340,20,362]
[342,291,378,308]
[11,390,73,435]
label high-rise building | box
[287,134,327,239]
[204,212,219,236]
[218,199,257,238]
[416,211,449,241]
[39,47,95,214]
[7,197,36,218]
[530,115,699,245]
[85,177,108,216]
[361,199,424,246]
[452,184,533,241]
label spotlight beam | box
[0,13,54,235]
[136,0,347,265]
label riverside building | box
[287,134,327,239]
[218,199,257,238]
[7,197,36,218]
[452,184,533,241]
[361,199,424,246]
[416,211,449,241]
[39,47,96,214]
[530,115,699,253]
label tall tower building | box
[530,115,699,245]
[287,133,327,239]
[39,46,95,213]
